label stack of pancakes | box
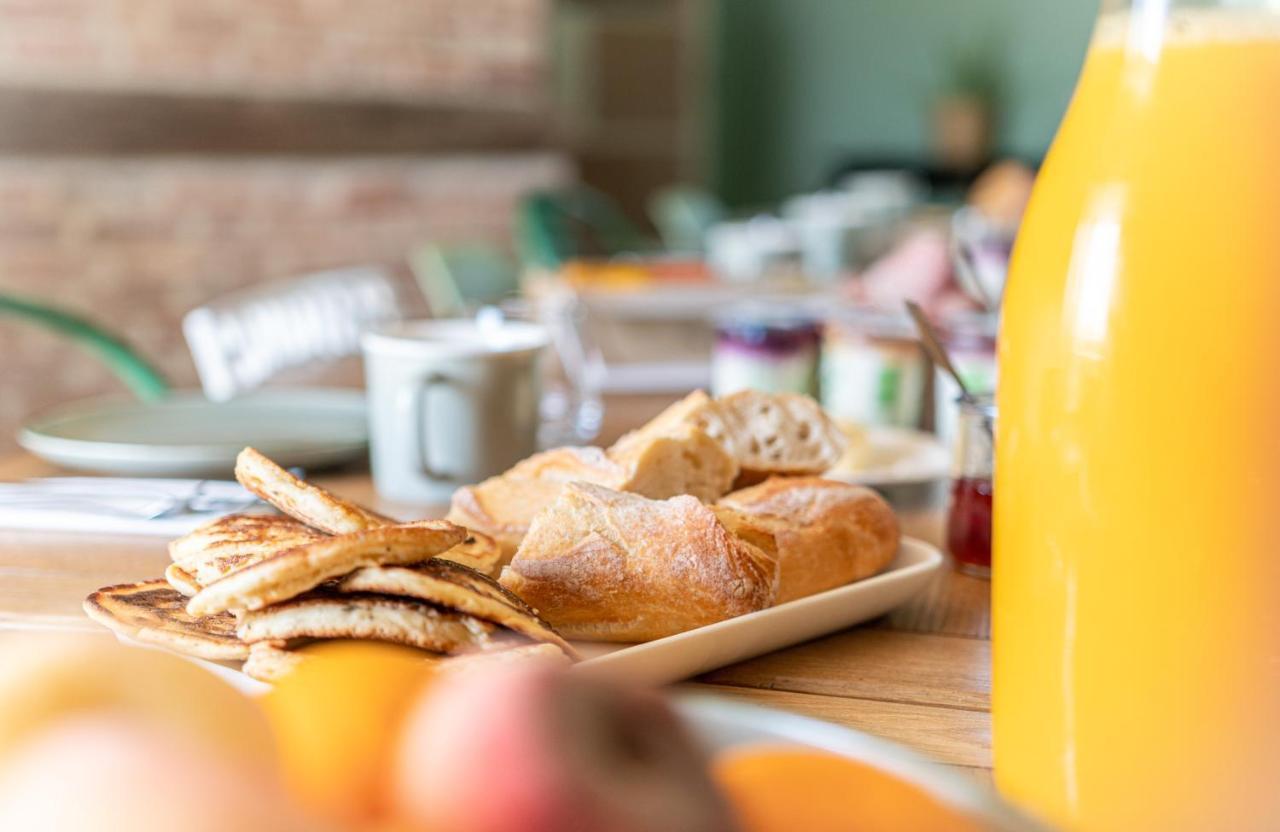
[84,448,575,682]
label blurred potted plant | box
[932,36,1004,172]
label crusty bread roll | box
[611,390,846,486]
[499,482,779,642]
[448,429,737,561]
[718,477,899,602]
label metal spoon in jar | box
[905,300,995,445]
[904,301,981,405]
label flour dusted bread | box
[611,390,846,486]
[448,432,736,560]
[499,482,779,642]
[718,477,899,602]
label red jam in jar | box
[947,476,992,576]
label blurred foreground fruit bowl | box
[0,635,1044,832]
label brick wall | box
[0,0,547,105]
[0,154,568,448]
[0,0,562,455]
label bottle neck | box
[1107,0,1278,9]
[1095,0,1279,60]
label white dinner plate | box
[187,536,943,696]
[19,389,367,477]
[826,426,951,487]
[680,697,1045,831]
[574,536,943,683]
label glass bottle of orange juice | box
[994,1,1280,829]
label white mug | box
[362,319,549,503]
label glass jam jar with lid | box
[819,306,926,428]
[711,305,820,397]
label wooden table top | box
[0,394,991,783]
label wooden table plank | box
[700,629,989,711]
[683,683,991,768]
[880,567,992,640]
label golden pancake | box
[236,593,503,655]
[241,641,307,683]
[235,446,391,534]
[434,529,504,577]
[83,580,247,661]
[164,563,202,597]
[187,522,466,616]
[169,513,325,565]
[338,559,577,658]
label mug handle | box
[407,373,450,480]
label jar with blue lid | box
[711,305,820,397]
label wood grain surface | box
[0,393,992,779]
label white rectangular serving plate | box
[572,536,943,685]
[182,536,943,695]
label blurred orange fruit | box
[261,641,435,825]
[712,745,984,832]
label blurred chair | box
[516,185,656,270]
[0,292,169,400]
[647,185,726,254]
[409,242,520,318]
[183,266,400,401]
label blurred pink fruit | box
[391,663,738,832]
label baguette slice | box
[718,477,899,602]
[499,482,778,642]
[609,390,846,486]
[716,390,847,482]
[606,423,739,502]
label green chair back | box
[409,243,521,318]
[0,293,168,401]
[516,186,656,270]
[647,185,727,254]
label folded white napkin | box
[0,477,262,536]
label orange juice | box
[995,6,1280,829]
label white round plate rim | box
[826,425,950,486]
[18,389,367,475]
[677,696,1045,831]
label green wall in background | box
[713,0,1097,207]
